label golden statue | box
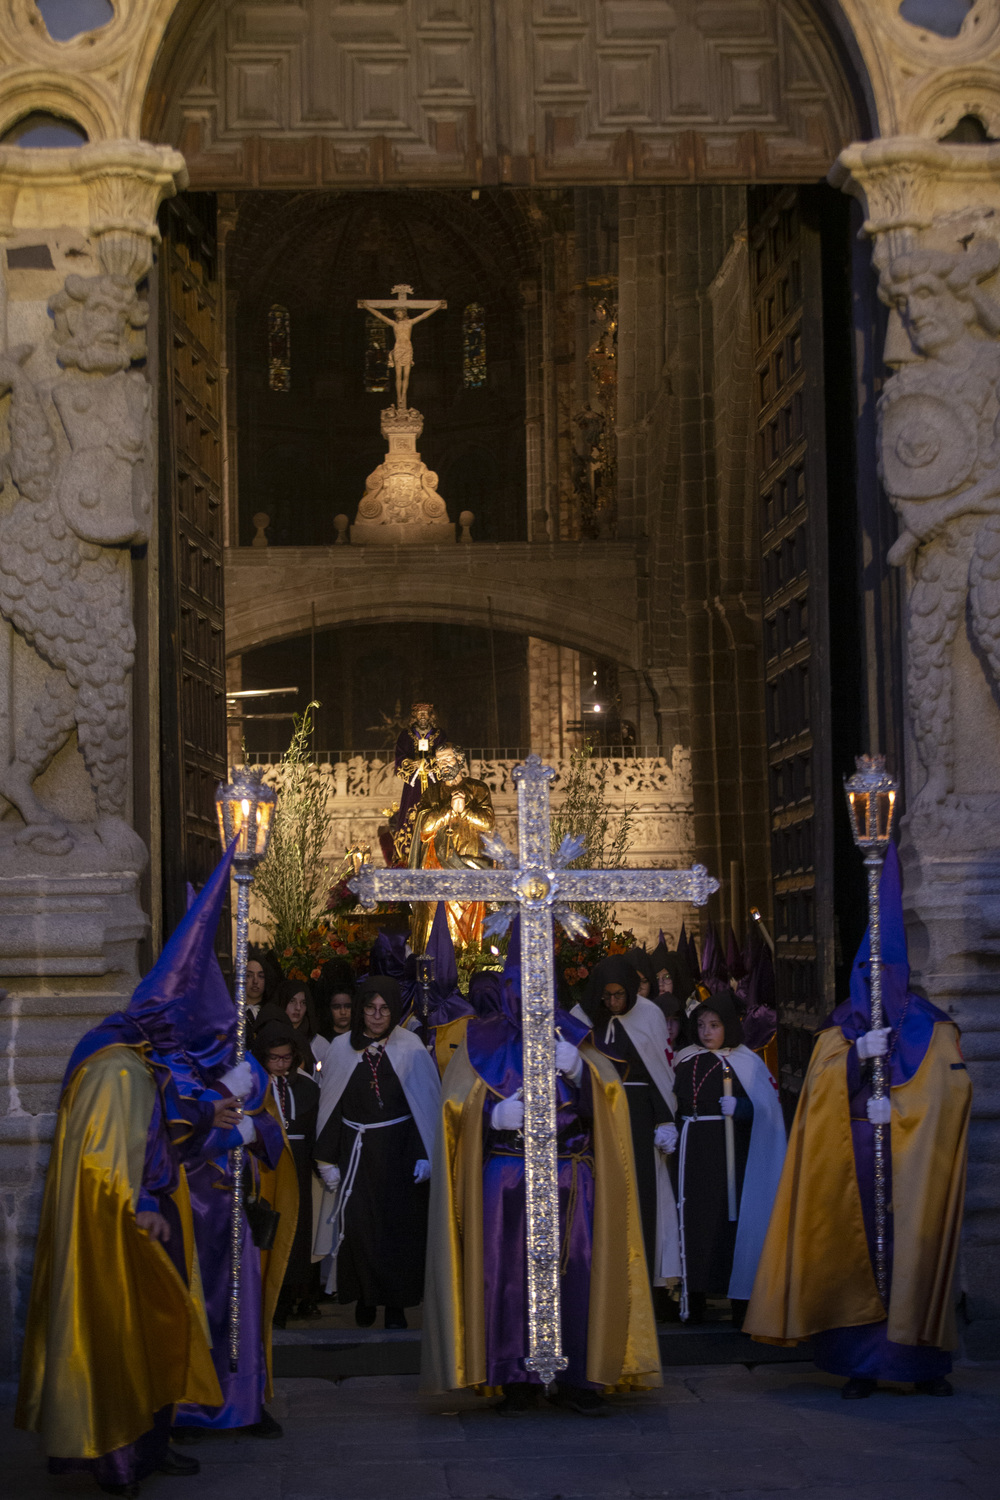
[409,744,495,952]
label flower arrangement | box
[278,920,372,984]
[555,921,636,1002]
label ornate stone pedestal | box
[350,407,453,545]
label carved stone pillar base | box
[350,406,453,544]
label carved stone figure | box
[0,273,151,851]
[350,405,452,544]
[357,284,446,411]
[877,240,1000,821]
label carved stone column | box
[0,140,186,1389]
[834,138,1000,1357]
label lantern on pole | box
[215,766,276,1371]
[842,753,898,1304]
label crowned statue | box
[385,702,448,865]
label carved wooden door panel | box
[748,187,834,1102]
[158,194,228,937]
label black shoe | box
[384,1306,408,1330]
[841,1377,877,1400]
[355,1302,377,1328]
[495,1382,539,1416]
[157,1449,200,1477]
[555,1385,610,1418]
[915,1377,954,1397]
[168,1427,204,1445]
[244,1408,283,1439]
[97,1485,140,1498]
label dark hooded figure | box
[572,958,680,1287]
[674,993,784,1327]
[313,975,440,1330]
[311,956,356,1041]
[467,969,504,1017]
[252,1018,320,1325]
[256,977,323,1075]
[624,946,656,998]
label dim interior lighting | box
[490,944,499,956]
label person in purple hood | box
[421,920,661,1413]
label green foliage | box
[254,703,330,955]
[550,742,635,929]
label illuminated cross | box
[351,753,718,1385]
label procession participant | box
[314,976,439,1330]
[624,946,656,999]
[406,902,474,1075]
[659,993,688,1069]
[573,957,681,1289]
[311,956,356,1041]
[257,977,325,1074]
[15,851,244,1496]
[410,743,495,952]
[468,969,504,1017]
[744,844,972,1398]
[674,994,785,1326]
[422,922,661,1413]
[253,1019,321,1325]
[245,956,268,1024]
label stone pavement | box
[3,1361,999,1500]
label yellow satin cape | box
[15,1045,222,1458]
[432,1014,471,1079]
[744,1021,971,1351]
[256,1091,300,1399]
[421,1038,662,1393]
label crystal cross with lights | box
[350,753,718,1384]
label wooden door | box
[158,193,228,938]
[747,187,834,1101]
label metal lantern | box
[844,754,898,852]
[842,753,898,1307]
[215,765,277,1372]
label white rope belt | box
[329,1113,412,1257]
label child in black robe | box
[253,1018,320,1325]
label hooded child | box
[313,975,440,1329]
[15,847,247,1493]
[422,921,661,1415]
[674,993,785,1325]
[572,957,681,1289]
[253,1018,321,1324]
[744,843,972,1398]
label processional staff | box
[843,754,899,1307]
[215,768,277,1372]
[351,753,719,1385]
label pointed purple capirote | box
[821,840,949,1085]
[63,839,238,1090]
[421,901,473,1025]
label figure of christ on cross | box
[349,754,719,1386]
[358,284,447,411]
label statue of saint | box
[386,702,447,865]
[409,745,495,953]
[357,285,446,411]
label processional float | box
[351,753,719,1385]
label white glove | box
[719,1095,738,1117]
[857,1027,891,1060]
[219,1060,255,1100]
[491,1095,525,1131]
[555,1039,583,1083]
[867,1095,892,1125]
[654,1123,678,1155]
[413,1158,431,1184]
[317,1162,341,1192]
[236,1115,257,1145]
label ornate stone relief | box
[836,138,1000,848]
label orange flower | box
[577,964,589,979]
[310,967,322,980]
[282,947,293,958]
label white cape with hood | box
[674,1041,785,1298]
[313,1025,441,1259]
[572,994,681,1283]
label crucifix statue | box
[350,753,719,1385]
[357,283,447,411]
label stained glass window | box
[267,304,291,392]
[462,302,486,388]
[364,313,389,393]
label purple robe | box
[811,843,953,1383]
[388,726,446,860]
[482,1071,597,1389]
